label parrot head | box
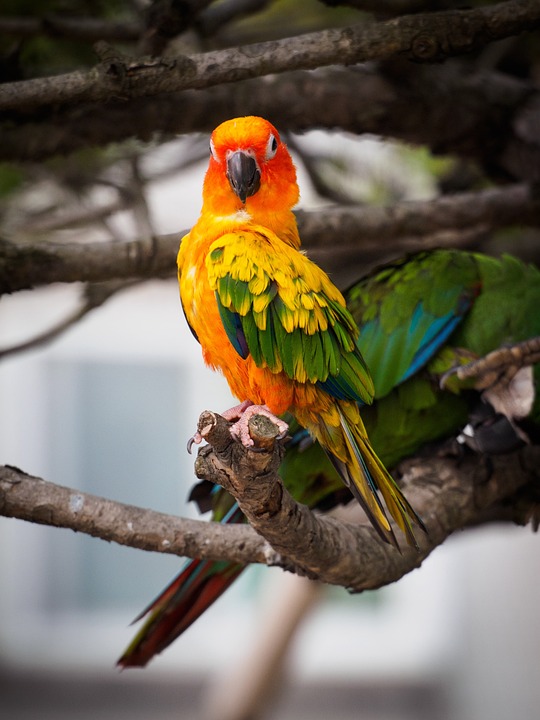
[202,116,299,215]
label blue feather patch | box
[400,304,468,384]
[215,293,249,359]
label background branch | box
[2,184,538,295]
[0,280,136,359]
[1,65,536,185]
[1,1,538,114]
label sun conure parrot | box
[177,115,424,549]
[118,245,540,669]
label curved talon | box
[187,432,202,454]
[439,366,459,390]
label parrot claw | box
[187,432,203,454]
[229,404,289,448]
[441,337,540,436]
[220,400,254,423]
[187,402,288,453]
[440,336,540,391]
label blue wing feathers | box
[401,311,465,384]
[360,293,474,399]
[216,293,249,358]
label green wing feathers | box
[348,250,480,398]
[208,231,374,404]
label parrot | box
[176,115,424,549]
[118,245,540,668]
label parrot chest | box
[179,233,272,405]
[178,219,319,415]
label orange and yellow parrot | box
[178,116,425,549]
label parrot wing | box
[207,229,374,405]
[348,251,481,399]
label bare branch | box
[1,412,539,592]
[0,463,266,565]
[1,65,536,185]
[137,0,214,56]
[2,184,538,295]
[0,280,136,360]
[1,1,538,114]
[192,411,540,590]
[296,183,540,249]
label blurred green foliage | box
[0,162,24,198]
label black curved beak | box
[226,151,261,203]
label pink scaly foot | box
[229,404,289,448]
[187,401,254,454]
[221,400,254,423]
[187,401,288,452]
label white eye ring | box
[265,133,278,160]
[209,137,218,161]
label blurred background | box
[1,132,539,720]
[1,0,540,718]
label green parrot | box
[118,248,540,668]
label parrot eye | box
[265,134,278,160]
[209,137,219,161]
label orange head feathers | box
[202,116,299,217]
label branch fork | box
[194,410,286,520]
[192,408,540,590]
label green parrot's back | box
[283,249,540,487]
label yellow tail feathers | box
[329,407,426,550]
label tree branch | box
[0,463,266,565]
[0,280,136,359]
[192,411,540,589]
[296,183,540,250]
[2,183,538,295]
[1,410,539,593]
[1,0,538,115]
[1,65,536,185]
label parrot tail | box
[117,504,245,668]
[326,407,427,551]
[117,558,245,668]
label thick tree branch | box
[0,463,266,565]
[297,183,540,250]
[0,1,538,115]
[1,411,539,592]
[1,65,537,185]
[1,184,538,295]
[192,412,540,589]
